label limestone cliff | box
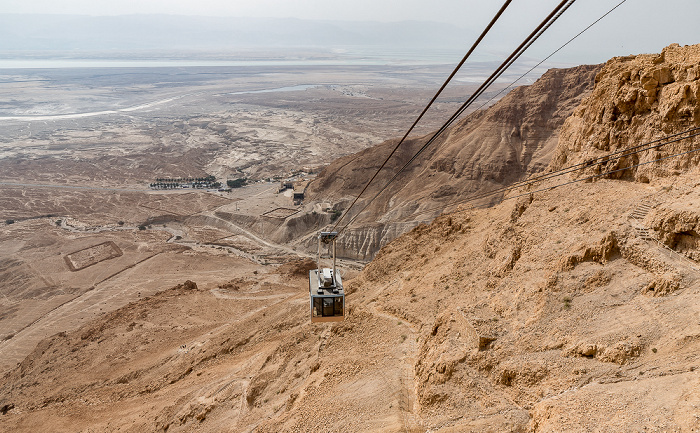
[550,43,700,181]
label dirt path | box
[365,302,423,432]
[198,211,303,256]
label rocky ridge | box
[550,43,700,181]
[305,64,602,259]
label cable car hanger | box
[309,231,345,322]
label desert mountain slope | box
[346,171,700,432]
[1,45,700,432]
[305,64,601,259]
[2,175,698,432]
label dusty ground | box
[1,169,698,433]
[0,185,307,373]
[2,63,484,374]
[2,46,699,432]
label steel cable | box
[412,127,700,217]
[470,0,628,115]
[329,0,514,231]
[337,0,579,235]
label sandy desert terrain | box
[1,44,699,432]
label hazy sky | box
[2,0,697,29]
[2,0,698,63]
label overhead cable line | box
[505,140,700,203]
[472,0,628,114]
[336,0,578,235]
[412,127,700,216]
[329,0,514,231]
[430,126,700,213]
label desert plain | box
[0,62,504,374]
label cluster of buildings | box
[278,180,308,205]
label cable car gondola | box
[309,231,344,322]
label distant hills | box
[0,14,474,54]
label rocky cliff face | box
[306,64,602,259]
[331,221,425,261]
[550,43,700,181]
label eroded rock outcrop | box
[650,206,700,260]
[550,43,700,181]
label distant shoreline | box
[0,50,471,69]
[0,59,403,69]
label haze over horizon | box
[1,0,698,66]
